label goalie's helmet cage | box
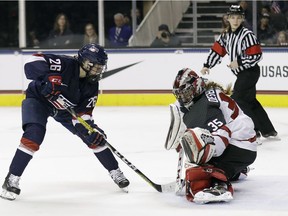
[173,68,206,109]
[227,5,245,16]
[78,43,108,83]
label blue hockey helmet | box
[173,68,206,109]
[78,43,108,83]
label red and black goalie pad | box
[185,165,233,202]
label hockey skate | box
[262,130,281,140]
[109,168,130,192]
[1,173,21,201]
[230,167,253,181]
[193,182,233,204]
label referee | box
[200,5,278,139]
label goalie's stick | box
[65,106,175,193]
[175,147,185,195]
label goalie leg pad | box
[185,165,213,202]
[181,127,215,164]
[185,165,233,203]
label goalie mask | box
[78,43,108,83]
[172,68,206,109]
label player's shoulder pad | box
[44,54,67,63]
[204,88,220,107]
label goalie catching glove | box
[180,127,215,164]
[73,116,107,148]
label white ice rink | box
[0,106,287,216]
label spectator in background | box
[151,24,181,47]
[257,13,276,45]
[83,23,98,46]
[124,8,142,29]
[239,0,252,29]
[260,4,271,16]
[259,1,288,32]
[131,8,143,27]
[27,30,40,48]
[48,13,73,48]
[108,13,132,47]
[123,14,131,26]
[275,30,288,46]
[269,1,288,32]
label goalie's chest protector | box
[183,89,226,132]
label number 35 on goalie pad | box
[165,104,186,150]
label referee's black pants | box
[231,65,276,135]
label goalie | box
[165,68,257,204]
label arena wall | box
[0,48,287,106]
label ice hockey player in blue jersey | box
[1,43,129,201]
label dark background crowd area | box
[0,0,144,48]
[1,0,288,49]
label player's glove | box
[49,94,76,110]
[41,74,64,101]
[75,120,107,148]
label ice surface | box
[0,106,287,216]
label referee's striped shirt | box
[203,25,262,75]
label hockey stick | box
[65,106,175,193]
[175,147,185,195]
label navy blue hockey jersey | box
[24,53,99,115]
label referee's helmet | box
[227,5,245,16]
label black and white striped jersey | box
[203,25,263,75]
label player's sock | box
[94,148,119,171]
[9,149,33,176]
